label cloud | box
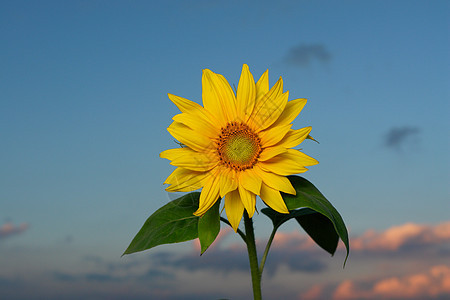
[53,263,173,284]
[53,271,121,283]
[284,43,332,67]
[384,126,420,151]
[4,220,449,300]
[272,230,319,251]
[333,264,450,299]
[0,222,29,240]
[350,221,450,252]
[261,221,450,255]
[295,221,450,299]
[301,284,325,300]
[160,220,450,276]
[152,227,327,275]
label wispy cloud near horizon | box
[296,221,450,299]
[350,221,450,252]
[0,222,29,240]
[332,264,450,300]
[1,220,449,299]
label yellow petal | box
[168,93,203,113]
[249,82,288,131]
[253,165,296,195]
[167,122,214,152]
[255,69,269,100]
[269,98,307,129]
[217,73,238,120]
[238,183,256,217]
[275,127,312,149]
[173,112,219,139]
[164,167,208,192]
[194,173,221,216]
[224,189,244,232]
[260,183,289,214]
[219,167,238,198]
[170,149,218,172]
[202,69,236,123]
[259,123,292,148]
[169,93,221,130]
[160,147,192,161]
[259,149,317,175]
[259,153,309,176]
[239,168,262,195]
[258,146,287,161]
[251,77,283,128]
[283,148,319,166]
[236,64,256,122]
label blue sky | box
[1,1,449,299]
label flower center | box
[217,122,261,171]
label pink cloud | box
[351,221,450,252]
[301,284,325,299]
[333,264,450,299]
[267,221,450,253]
[192,226,232,252]
[271,230,317,251]
[207,221,450,255]
[0,222,29,239]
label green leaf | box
[123,192,200,255]
[295,210,339,256]
[261,207,316,229]
[283,176,350,264]
[198,199,221,255]
[261,207,339,255]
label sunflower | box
[160,64,318,231]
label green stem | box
[244,212,262,300]
[259,226,277,274]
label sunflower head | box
[160,64,318,231]
[217,121,261,171]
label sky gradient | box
[1,1,449,299]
